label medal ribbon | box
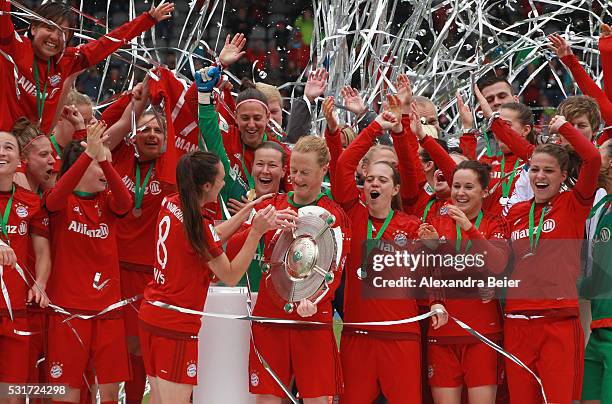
[33,57,51,121]
[367,209,394,240]
[50,135,62,158]
[1,185,15,240]
[134,161,154,209]
[422,199,435,221]
[287,191,325,208]
[455,210,483,253]
[482,130,502,158]
[500,156,521,199]
[241,134,267,191]
[529,201,547,254]
[73,190,96,197]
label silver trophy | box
[262,206,344,313]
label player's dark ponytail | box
[176,151,220,258]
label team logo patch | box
[15,205,28,218]
[209,224,221,242]
[18,221,27,236]
[601,227,610,243]
[50,363,63,379]
[427,365,434,379]
[250,372,259,387]
[149,181,161,195]
[49,74,61,87]
[393,231,408,247]
[186,362,197,378]
[541,219,556,233]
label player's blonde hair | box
[293,136,330,167]
[66,90,93,107]
[255,82,282,106]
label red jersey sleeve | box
[99,160,132,215]
[490,117,535,161]
[101,92,132,127]
[600,36,612,101]
[465,215,510,274]
[558,122,602,204]
[45,153,93,211]
[392,128,419,206]
[419,135,456,184]
[401,114,427,186]
[325,127,343,191]
[203,216,224,258]
[29,204,49,239]
[0,0,19,54]
[333,120,383,208]
[66,13,156,74]
[560,54,612,126]
[460,131,478,160]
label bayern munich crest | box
[263,206,343,313]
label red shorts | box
[427,341,502,388]
[340,332,420,404]
[27,310,47,383]
[0,315,30,383]
[46,315,130,387]
[138,322,199,385]
[120,268,152,338]
[249,324,342,398]
[504,316,584,404]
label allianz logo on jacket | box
[122,176,162,195]
[4,222,28,236]
[511,219,556,241]
[17,73,61,99]
[68,220,109,239]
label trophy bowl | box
[265,206,342,310]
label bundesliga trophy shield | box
[262,206,343,313]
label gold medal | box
[247,189,256,202]
[132,207,142,217]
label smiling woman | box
[12,117,56,195]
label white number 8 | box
[156,215,171,270]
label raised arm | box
[549,34,612,126]
[0,0,17,53]
[322,96,343,189]
[45,122,107,211]
[410,104,456,184]
[474,85,535,161]
[333,118,383,207]
[68,3,174,73]
[551,116,602,203]
[286,67,328,143]
[599,25,612,101]
[99,153,132,215]
[105,81,149,151]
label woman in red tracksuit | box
[333,106,448,403]
[0,128,50,396]
[12,118,55,390]
[503,113,601,403]
[228,135,350,403]
[458,92,534,217]
[138,151,278,404]
[0,0,174,132]
[43,122,132,403]
[419,159,510,404]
